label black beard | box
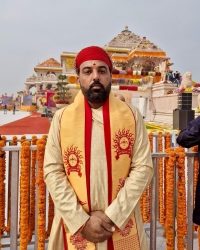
[80,80,111,103]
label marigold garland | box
[141,189,148,222]
[165,148,176,250]
[158,132,165,226]
[165,132,171,149]
[36,138,46,250]
[148,132,153,152]
[45,193,54,238]
[140,132,153,222]
[27,136,38,243]
[20,135,26,145]
[19,140,30,250]
[175,147,187,249]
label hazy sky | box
[0,0,199,96]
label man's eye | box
[100,70,106,74]
[84,70,91,74]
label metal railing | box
[0,141,198,249]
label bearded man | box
[44,46,153,250]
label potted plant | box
[53,74,72,109]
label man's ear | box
[77,77,81,86]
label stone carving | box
[179,71,192,89]
[159,61,167,81]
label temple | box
[21,26,199,126]
[24,26,172,93]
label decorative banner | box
[2,96,13,105]
[22,95,32,106]
[47,92,56,107]
[66,58,75,69]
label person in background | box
[44,46,153,250]
[12,103,16,115]
[3,104,7,114]
[177,116,200,226]
[168,70,174,82]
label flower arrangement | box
[20,140,30,249]
[166,90,173,95]
[165,148,176,249]
[27,136,37,242]
[53,75,72,104]
[175,147,187,249]
[36,138,46,250]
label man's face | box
[78,60,111,103]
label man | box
[177,117,200,226]
[44,46,153,250]
[3,103,7,114]
[168,70,174,83]
[175,71,180,87]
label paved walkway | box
[0,110,50,138]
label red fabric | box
[75,46,113,71]
[85,99,92,212]
[108,238,114,250]
[62,222,68,250]
[119,86,138,91]
[102,98,112,206]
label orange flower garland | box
[165,132,171,149]
[148,132,153,152]
[27,136,38,243]
[146,132,153,222]
[20,135,26,145]
[165,148,176,250]
[158,132,165,226]
[175,147,187,249]
[140,132,154,222]
[20,140,30,250]
[141,189,148,222]
[45,194,54,238]
[36,138,46,250]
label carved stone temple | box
[21,26,198,126]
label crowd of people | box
[168,70,182,87]
[1,103,16,114]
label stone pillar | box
[173,93,195,130]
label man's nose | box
[92,70,100,81]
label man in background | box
[177,117,200,226]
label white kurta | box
[44,104,153,250]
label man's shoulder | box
[126,104,141,115]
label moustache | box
[89,81,104,90]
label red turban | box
[75,46,113,72]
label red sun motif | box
[113,129,134,160]
[70,233,88,250]
[116,219,134,237]
[116,178,126,192]
[63,146,83,177]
